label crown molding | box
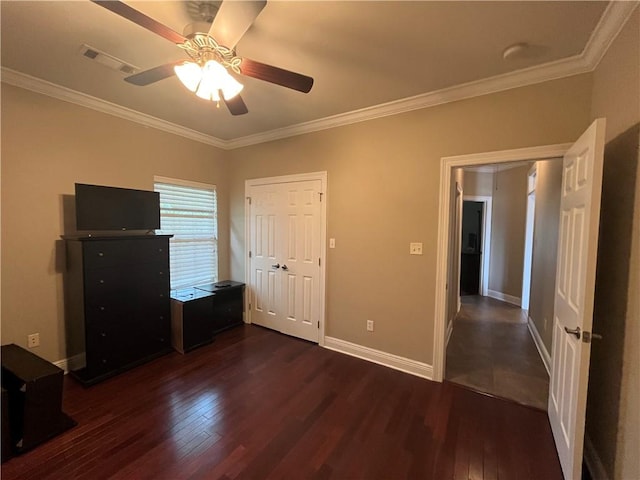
[0,68,228,149]
[228,2,636,149]
[2,1,635,151]
[226,54,591,149]
[582,0,639,70]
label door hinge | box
[249,303,252,310]
[319,192,323,202]
[246,196,252,205]
[249,251,252,258]
[317,321,320,329]
[318,258,321,267]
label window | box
[154,177,217,290]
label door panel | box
[548,118,605,480]
[250,186,282,332]
[280,180,321,341]
[248,179,322,342]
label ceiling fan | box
[90,0,314,115]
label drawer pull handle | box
[100,332,107,338]
[99,280,105,284]
[99,306,105,311]
[159,271,164,275]
[98,252,104,257]
[159,293,164,298]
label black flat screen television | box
[75,183,160,231]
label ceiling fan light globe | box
[198,60,244,101]
[195,80,220,101]
[221,78,243,101]
[174,62,202,92]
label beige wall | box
[528,159,562,352]
[487,165,529,299]
[586,6,639,480]
[228,74,592,364]
[463,170,493,197]
[0,84,229,362]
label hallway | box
[445,295,549,410]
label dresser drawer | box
[83,238,169,268]
[84,264,169,305]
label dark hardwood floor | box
[2,325,562,479]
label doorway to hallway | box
[460,200,483,296]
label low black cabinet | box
[1,344,75,456]
[63,235,173,385]
[170,281,244,353]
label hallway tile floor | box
[445,295,549,410]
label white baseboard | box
[53,353,86,374]
[584,434,610,480]
[445,320,454,348]
[527,316,551,375]
[323,337,433,380]
[487,289,522,306]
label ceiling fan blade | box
[125,62,183,86]
[208,0,266,49]
[91,0,186,44]
[222,94,249,116]
[239,58,314,93]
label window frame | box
[154,175,218,290]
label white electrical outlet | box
[410,242,423,255]
[27,333,40,348]
[366,320,374,332]
[329,238,336,248]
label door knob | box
[582,331,603,343]
[564,326,581,339]
[282,264,288,271]
[272,263,280,269]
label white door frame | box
[521,164,538,311]
[433,144,571,382]
[462,195,493,297]
[244,171,328,346]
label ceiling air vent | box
[79,44,138,75]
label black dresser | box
[63,235,173,385]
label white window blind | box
[154,178,217,290]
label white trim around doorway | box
[244,171,328,346]
[432,143,572,382]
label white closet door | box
[280,180,322,342]
[248,179,322,343]
[249,184,283,332]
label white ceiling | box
[1,1,616,146]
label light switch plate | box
[329,238,335,248]
[410,242,423,255]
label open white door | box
[548,118,606,480]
